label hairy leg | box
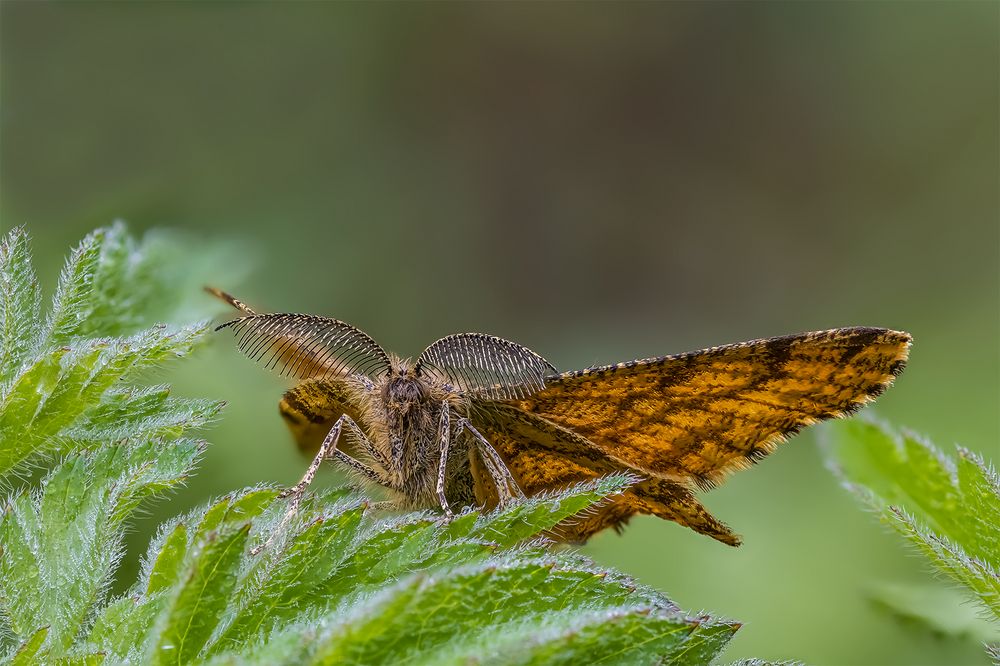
[456,418,524,507]
[436,408,454,518]
[342,412,392,473]
[254,413,383,554]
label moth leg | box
[336,416,391,481]
[254,414,380,554]
[436,408,454,520]
[276,415,345,501]
[282,413,386,493]
[331,449,384,485]
[456,418,524,507]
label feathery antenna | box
[217,312,391,380]
[417,332,556,400]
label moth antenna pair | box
[206,285,558,399]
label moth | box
[207,287,910,546]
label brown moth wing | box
[470,403,740,544]
[278,378,367,459]
[511,327,911,489]
[565,477,740,546]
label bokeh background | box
[2,2,997,664]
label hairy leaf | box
[0,439,201,652]
[0,225,223,661]
[8,627,49,666]
[150,524,251,664]
[0,226,221,479]
[826,417,1000,628]
[0,227,40,383]
[468,473,639,548]
[869,582,1000,643]
[212,503,367,651]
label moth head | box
[383,359,428,413]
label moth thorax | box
[382,373,439,483]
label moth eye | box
[414,365,423,377]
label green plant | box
[825,418,1000,663]
[0,225,753,664]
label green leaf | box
[0,225,220,479]
[825,418,1000,623]
[468,473,639,548]
[188,479,746,664]
[41,227,106,349]
[150,523,251,665]
[66,385,224,445]
[211,503,367,651]
[501,609,733,666]
[130,488,279,605]
[0,227,41,383]
[0,439,201,652]
[87,592,169,663]
[9,626,49,666]
[196,489,280,542]
[39,221,191,346]
[0,322,212,477]
[51,653,107,665]
[85,220,154,337]
[663,617,741,666]
[199,627,318,666]
[0,346,69,467]
[148,523,191,595]
[868,581,1000,643]
[305,558,736,665]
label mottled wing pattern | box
[278,378,361,453]
[512,327,911,490]
[470,403,740,544]
[418,333,556,400]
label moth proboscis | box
[207,286,910,547]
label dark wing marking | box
[470,402,740,545]
[279,378,387,470]
[279,378,362,454]
[417,332,556,400]
[511,327,911,489]
[558,477,740,546]
[218,313,391,380]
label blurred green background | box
[2,2,997,664]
